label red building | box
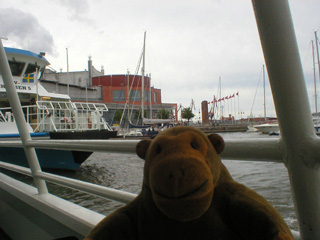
[92,74,177,122]
[92,74,161,105]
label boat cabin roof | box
[4,47,49,64]
[0,47,70,101]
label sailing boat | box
[255,32,320,135]
[140,32,172,126]
[117,32,172,138]
[251,65,280,134]
[120,32,172,136]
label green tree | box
[134,109,147,121]
[181,107,195,124]
[112,109,123,123]
[157,109,170,119]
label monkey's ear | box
[136,139,152,160]
[207,133,225,154]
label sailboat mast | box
[141,31,146,125]
[149,74,152,119]
[263,64,266,121]
[127,71,130,124]
[312,40,318,113]
[315,31,320,88]
[219,76,221,121]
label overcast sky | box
[1,0,319,121]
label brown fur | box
[85,126,293,240]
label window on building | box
[113,90,125,101]
[153,92,157,103]
[130,90,141,101]
[144,91,150,102]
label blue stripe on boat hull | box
[0,147,88,170]
[0,132,50,138]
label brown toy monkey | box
[85,126,293,240]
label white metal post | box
[141,31,146,125]
[0,39,48,194]
[66,47,70,96]
[252,1,320,239]
[312,40,317,113]
[263,64,266,121]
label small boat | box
[268,131,280,136]
[253,122,279,134]
[246,125,259,132]
[0,47,117,170]
[255,119,320,135]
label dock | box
[194,124,248,134]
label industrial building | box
[41,58,177,126]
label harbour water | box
[46,131,298,231]
[4,131,293,232]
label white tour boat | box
[0,47,117,170]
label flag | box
[225,96,229,100]
[232,94,235,98]
[22,73,35,83]
[236,92,239,96]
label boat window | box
[0,93,7,99]
[18,93,30,100]
[39,66,46,80]
[8,61,25,76]
[25,63,38,75]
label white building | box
[41,58,104,102]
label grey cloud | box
[57,0,94,24]
[0,8,56,55]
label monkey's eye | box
[190,141,199,150]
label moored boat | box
[253,122,279,134]
[0,47,117,170]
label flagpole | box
[35,68,39,131]
[237,92,240,120]
[66,48,70,96]
[36,68,39,101]
[219,76,221,122]
[231,96,233,123]
[315,31,320,89]
[234,94,236,121]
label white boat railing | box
[0,161,136,204]
[0,137,284,161]
[0,100,112,133]
[0,1,318,239]
[0,110,6,122]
